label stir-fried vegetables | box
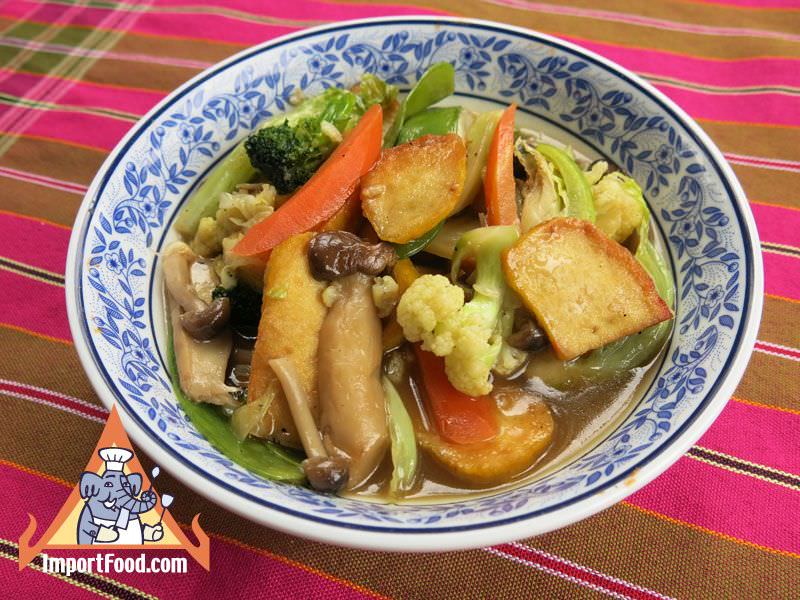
[397,226,519,396]
[234,104,383,258]
[165,67,676,501]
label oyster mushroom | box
[317,273,389,490]
[162,242,230,340]
[163,242,236,407]
[308,231,396,281]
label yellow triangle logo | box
[18,404,210,570]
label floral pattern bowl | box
[66,17,762,552]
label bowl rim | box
[65,15,763,552]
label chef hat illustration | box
[98,447,134,472]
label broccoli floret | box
[213,284,262,330]
[245,118,332,194]
[397,226,519,396]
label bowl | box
[66,16,762,552]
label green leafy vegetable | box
[382,376,418,495]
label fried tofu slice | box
[418,391,554,485]
[503,217,672,360]
[361,133,466,243]
[248,232,327,448]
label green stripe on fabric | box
[0,91,138,121]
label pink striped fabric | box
[751,203,800,248]
[0,270,71,341]
[763,253,800,299]
[0,213,69,274]
[628,457,800,554]
[0,69,164,117]
[698,400,800,473]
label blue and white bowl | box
[66,17,762,551]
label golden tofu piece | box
[361,134,466,243]
[248,232,327,448]
[419,391,554,485]
[503,217,672,360]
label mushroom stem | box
[270,357,349,493]
[268,357,327,459]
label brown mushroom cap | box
[308,231,397,281]
[180,297,231,341]
[507,315,549,351]
[303,456,350,493]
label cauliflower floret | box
[396,274,464,356]
[371,275,400,318]
[191,186,276,257]
[592,172,646,243]
[446,312,499,396]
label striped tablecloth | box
[1,1,798,598]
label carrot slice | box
[414,346,498,445]
[484,104,518,227]
[234,104,383,258]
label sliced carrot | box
[234,104,383,258]
[484,104,518,227]
[414,346,498,445]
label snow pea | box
[397,106,463,144]
[384,62,456,147]
[394,220,445,259]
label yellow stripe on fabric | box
[732,395,800,417]
[620,502,800,560]
[688,447,800,492]
[0,255,64,287]
[0,322,72,346]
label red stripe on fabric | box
[0,68,162,116]
[697,399,800,475]
[0,270,71,342]
[0,105,132,152]
[490,543,670,599]
[0,212,69,273]
[0,465,382,599]
[0,380,107,421]
[653,83,800,128]
[751,202,800,248]
[764,252,800,299]
[628,457,800,555]
[755,340,800,361]
[560,35,800,89]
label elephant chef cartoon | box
[77,448,164,545]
